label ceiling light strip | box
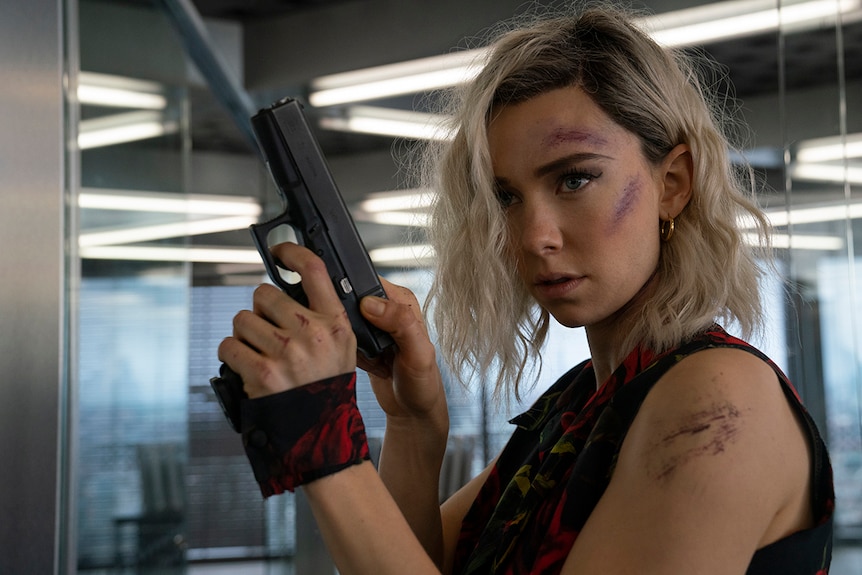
[79,216,258,247]
[742,232,844,250]
[79,188,261,216]
[77,71,168,109]
[796,133,862,162]
[79,245,263,264]
[308,0,862,107]
[320,107,453,140]
[78,110,179,149]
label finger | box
[233,304,293,360]
[379,277,425,323]
[252,283,302,330]
[356,347,394,380]
[217,336,265,393]
[360,293,436,377]
[269,242,342,313]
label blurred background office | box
[2,0,862,572]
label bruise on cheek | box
[611,177,641,226]
[649,401,743,483]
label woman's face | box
[487,85,671,331]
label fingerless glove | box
[240,372,370,497]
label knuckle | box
[253,283,274,300]
[217,337,233,358]
[303,256,327,276]
[232,309,254,330]
[393,302,419,326]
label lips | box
[536,275,570,285]
[532,272,585,299]
[534,272,577,286]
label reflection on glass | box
[67,0,862,571]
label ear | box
[658,143,693,218]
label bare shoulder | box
[636,347,786,447]
[623,346,813,544]
[563,346,814,574]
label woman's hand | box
[356,277,447,425]
[217,242,357,398]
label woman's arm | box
[219,243,459,571]
[304,461,441,575]
[561,348,814,574]
[357,278,451,565]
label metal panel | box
[0,0,66,572]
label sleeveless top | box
[452,326,834,574]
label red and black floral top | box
[452,326,834,575]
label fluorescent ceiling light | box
[368,244,435,267]
[77,188,263,261]
[79,240,436,266]
[762,200,862,226]
[79,215,259,247]
[743,232,844,250]
[78,71,167,109]
[308,0,862,107]
[309,50,485,107]
[360,211,432,227]
[790,162,862,184]
[360,189,435,213]
[79,245,263,264]
[79,188,261,216]
[645,0,861,47]
[319,106,453,140]
[796,133,862,163]
[78,110,178,149]
[352,189,435,227]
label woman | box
[218,4,834,574]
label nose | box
[514,197,563,255]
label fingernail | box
[362,297,385,316]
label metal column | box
[0,0,68,572]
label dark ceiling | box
[177,0,862,157]
[191,0,355,20]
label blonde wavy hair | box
[418,3,772,400]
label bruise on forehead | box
[647,401,744,483]
[542,127,608,150]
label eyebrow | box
[493,152,613,188]
[533,152,613,179]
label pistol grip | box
[210,363,247,433]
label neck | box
[585,324,630,389]
[584,271,660,388]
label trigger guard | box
[281,279,309,307]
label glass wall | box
[75,1,191,569]
[65,0,862,573]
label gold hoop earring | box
[660,217,675,242]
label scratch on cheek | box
[295,313,310,327]
[612,177,641,225]
[651,401,743,482]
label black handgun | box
[210,97,395,432]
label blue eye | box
[561,171,595,192]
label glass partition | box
[76,1,192,570]
[777,0,862,557]
[66,0,862,573]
